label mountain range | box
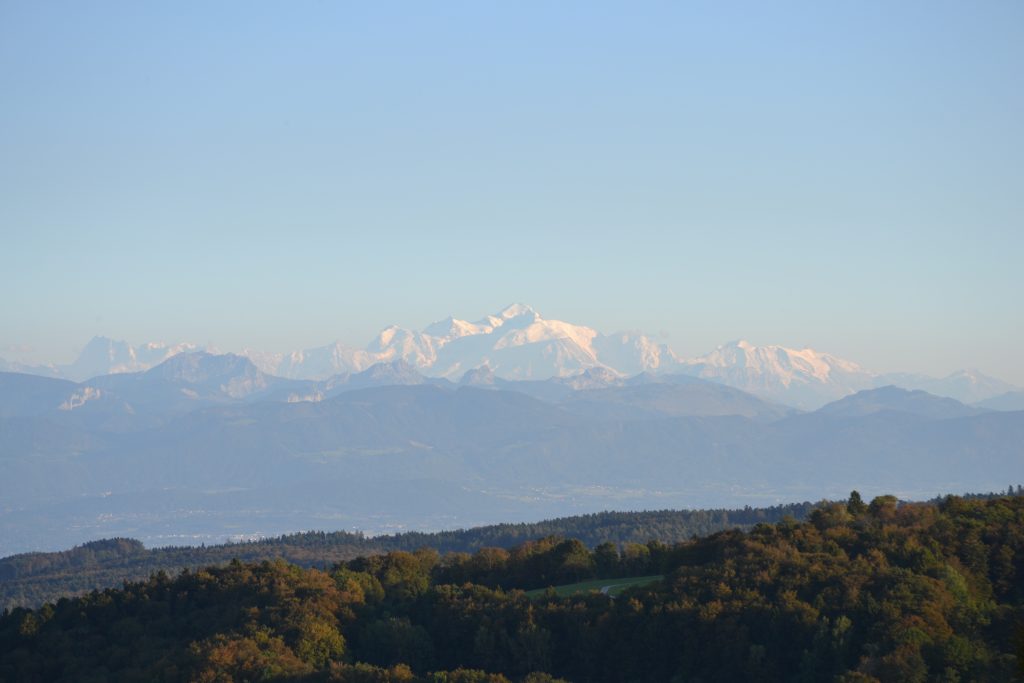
[1,305,1018,409]
[1,346,1022,555]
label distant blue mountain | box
[815,385,986,419]
[1,358,1021,555]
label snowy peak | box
[491,303,541,326]
[367,326,437,368]
[497,302,538,319]
[875,368,1017,405]
[695,340,865,381]
[929,369,1016,404]
[22,305,670,386]
[423,316,492,341]
[424,305,608,380]
[491,317,598,353]
[0,357,60,377]
[61,336,200,381]
[678,341,1018,409]
[243,342,373,379]
[70,336,138,376]
[419,304,540,346]
[592,333,679,376]
[678,340,876,409]
[8,306,1019,409]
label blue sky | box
[2,2,1022,383]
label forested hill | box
[2,494,1022,682]
[0,502,816,610]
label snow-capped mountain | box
[1,305,1018,409]
[676,340,878,409]
[242,342,375,379]
[876,369,1018,406]
[416,304,680,380]
[427,304,603,379]
[67,336,204,380]
[0,337,203,382]
[367,326,439,369]
[241,304,676,382]
[0,357,61,377]
[593,332,681,376]
[675,342,1019,408]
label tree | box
[593,542,619,577]
[847,491,867,515]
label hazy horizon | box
[3,3,1022,384]
[1,300,1022,387]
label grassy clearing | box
[524,575,663,599]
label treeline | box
[2,493,1023,682]
[0,502,816,610]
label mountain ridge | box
[1,305,1018,408]
[1,374,1020,556]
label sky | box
[1,2,1022,383]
